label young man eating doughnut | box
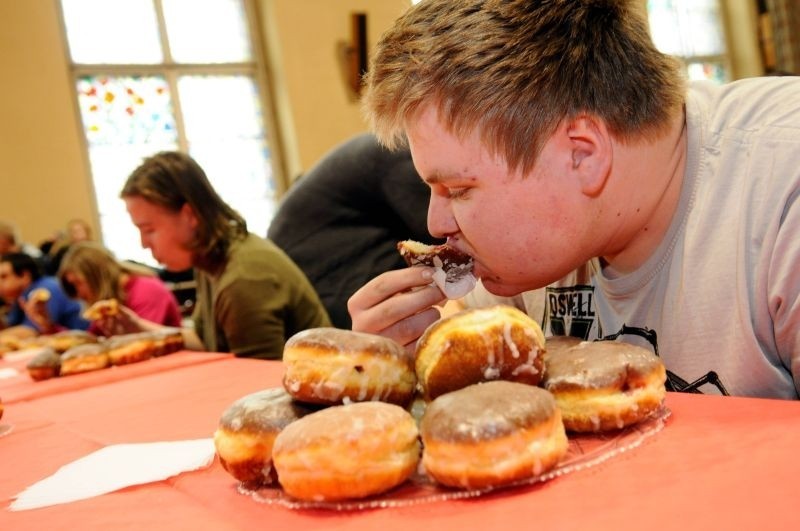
[348,0,800,399]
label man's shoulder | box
[689,77,800,132]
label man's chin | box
[479,278,530,297]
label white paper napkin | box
[0,367,19,380]
[10,438,215,511]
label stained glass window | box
[60,0,278,266]
[76,76,176,146]
[647,0,729,83]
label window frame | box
[56,0,288,243]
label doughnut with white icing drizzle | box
[282,327,416,406]
[415,305,546,400]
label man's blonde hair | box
[363,0,685,174]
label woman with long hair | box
[58,241,182,335]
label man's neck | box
[600,108,688,278]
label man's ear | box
[566,114,612,197]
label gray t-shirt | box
[466,78,800,399]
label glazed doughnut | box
[397,240,476,299]
[542,338,667,432]
[0,335,22,357]
[106,333,156,365]
[282,327,416,406]
[420,381,568,489]
[415,305,546,400]
[29,288,51,303]
[273,401,421,502]
[107,332,156,364]
[26,347,62,381]
[60,343,110,375]
[44,330,98,353]
[150,328,184,356]
[213,388,320,486]
[82,298,119,321]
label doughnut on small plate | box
[239,405,671,511]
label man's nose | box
[427,194,458,238]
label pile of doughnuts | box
[214,328,421,501]
[215,306,667,503]
[418,307,666,433]
[23,328,184,380]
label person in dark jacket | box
[268,133,442,329]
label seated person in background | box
[0,221,42,259]
[268,133,442,329]
[115,151,331,360]
[0,252,89,335]
[56,241,182,336]
[65,218,93,244]
[43,217,95,275]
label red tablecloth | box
[0,350,230,404]
[1,356,798,531]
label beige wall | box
[262,0,411,180]
[0,0,765,249]
[0,0,98,246]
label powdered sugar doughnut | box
[282,327,416,406]
[272,401,420,501]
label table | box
[0,349,230,404]
[1,353,798,531]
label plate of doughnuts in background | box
[213,305,671,510]
[17,328,185,381]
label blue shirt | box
[6,276,89,332]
